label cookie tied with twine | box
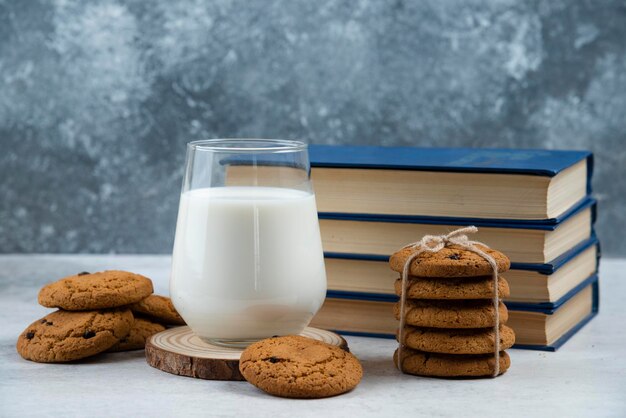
[390,226,512,378]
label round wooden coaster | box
[145,326,348,381]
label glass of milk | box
[170,139,327,348]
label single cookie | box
[399,325,515,354]
[38,270,153,310]
[107,318,165,352]
[239,335,363,398]
[394,348,510,377]
[389,244,510,277]
[393,299,508,328]
[130,295,185,325]
[16,309,133,363]
[394,276,510,300]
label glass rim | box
[187,138,307,153]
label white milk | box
[170,187,327,342]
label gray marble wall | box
[1,0,625,255]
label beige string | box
[396,226,501,377]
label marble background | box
[0,0,625,255]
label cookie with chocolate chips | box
[393,275,510,300]
[239,335,362,398]
[399,325,516,354]
[389,244,510,277]
[38,270,153,310]
[107,317,165,352]
[394,347,511,377]
[130,295,185,325]
[393,299,508,328]
[16,309,133,362]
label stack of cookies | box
[16,270,185,363]
[389,244,515,378]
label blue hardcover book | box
[324,234,598,275]
[309,145,593,177]
[325,235,599,305]
[312,279,599,351]
[309,145,593,223]
[320,198,596,266]
[318,237,600,350]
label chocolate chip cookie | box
[393,299,508,328]
[394,347,511,377]
[389,244,510,277]
[130,295,185,325]
[16,309,134,362]
[107,317,165,352]
[399,325,515,354]
[394,276,510,299]
[239,335,363,398]
[38,270,153,310]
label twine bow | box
[396,226,501,377]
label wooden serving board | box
[145,326,348,381]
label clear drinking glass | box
[170,139,327,348]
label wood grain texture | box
[145,326,348,381]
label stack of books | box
[307,145,599,351]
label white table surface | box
[0,255,624,418]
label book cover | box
[325,234,599,275]
[323,280,599,351]
[325,273,599,312]
[319,197,597,228]
[309,145,593,181]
